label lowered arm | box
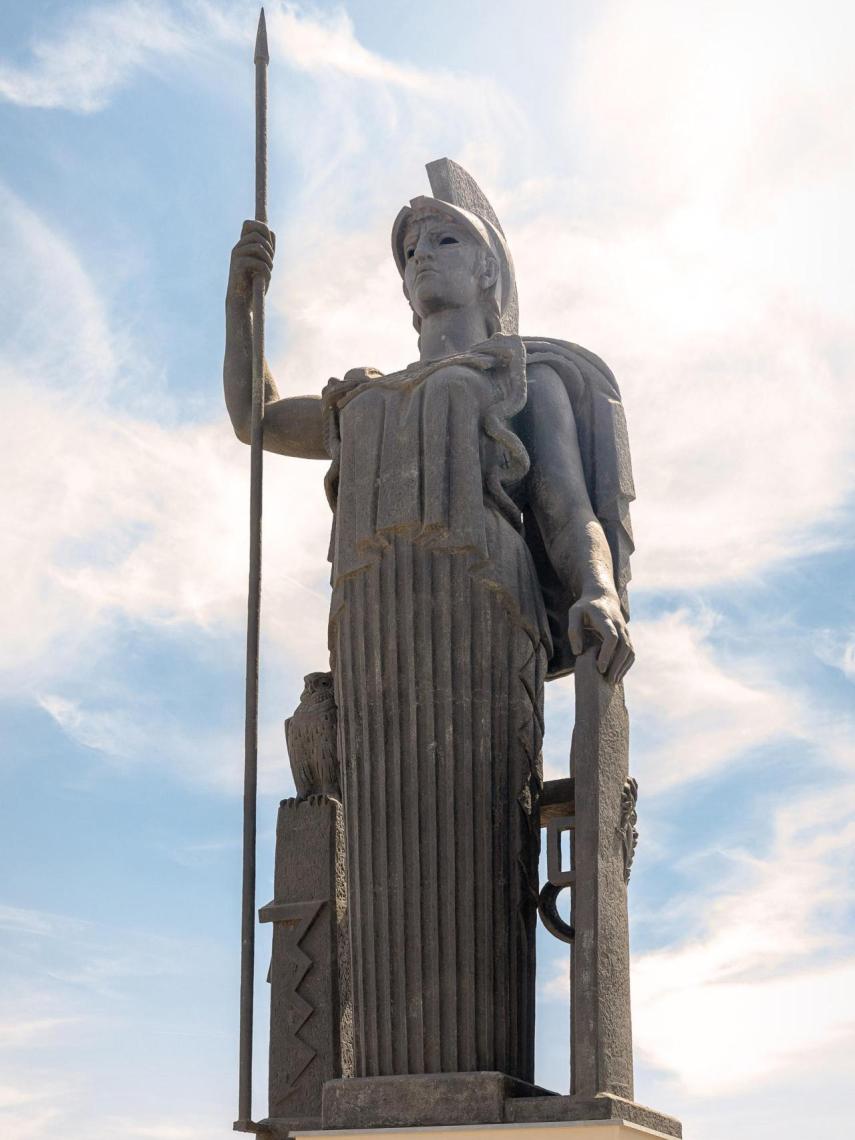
[515,361,633,682]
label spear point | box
[254,7,269,65]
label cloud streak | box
[545,782,855,1097]
[0,1,193,113]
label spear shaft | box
[236,7,268,1132]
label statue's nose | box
[413,233,434,263]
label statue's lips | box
[415,266,439,282]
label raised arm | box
[516,361,634,683]
[224,220,327,459]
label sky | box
[1,1,853,1137]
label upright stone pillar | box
[259,795,351,1132]
[570,647,634,1101]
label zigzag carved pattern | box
[263,899,324,1096]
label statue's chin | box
[412,282,447,311]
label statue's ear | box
[481,252,499,291]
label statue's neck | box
[418,306,491,363]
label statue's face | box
[402,214,496,318]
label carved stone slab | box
[260,795,350,1127]
[570,649,634,1101]
[323,1072,553,1130]
[506,1093,682,1136]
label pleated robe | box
[324,336,550,1083]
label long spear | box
[235,7,268,1132]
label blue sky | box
[1,2,854,1138]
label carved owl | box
[284,671,341,803]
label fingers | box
[596,618,619,675]
[609,635,635,685]
[233,234,274,266]
[232,261,272,291]
[241,219,276,247]
[232,254,272,280]
[568,597,636,685]
[568,606,585,657]
[231,224,275,294]
[232,242,272,271]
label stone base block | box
[506,1096,680,1137]
[254,1115,321,1137]
[322,1073,554,1130]
[296,1123,676,1140]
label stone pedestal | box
[259,795,351,1132]
[309,1074,680,1138]
[293,1122,677,1140]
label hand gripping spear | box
[235,7,268,1133]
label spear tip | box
[254,7,269,65]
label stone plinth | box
[322,1073,552,1131]
[305,1074,679,1138]
[259,795,350,1129]
[293,1122,677,1140]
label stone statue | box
[285,672,341,803]
[226,160,679,1138]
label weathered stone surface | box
[505,1094,682,1137]
[569,648,634,1101]
[260,1112,321,1137]
[298,1121,678,1140]
[540,776,575,824]
[260,796,349,1125]
[322,1072,555,1130]
[320,1077,679,1137]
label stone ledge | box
[322,1074,555,1130]
[295,1123,677,1139]
[256,1115,321,1137]
[505,1096,680,1138]
[313,1075,679,1139]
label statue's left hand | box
[568,592,634,684]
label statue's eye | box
[439,236,458,245]
[406,247,415,259]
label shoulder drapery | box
[522,338,636,680]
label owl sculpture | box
[284,671,341,803]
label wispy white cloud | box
[36,688,292,795]
[0,173,331,698]
[0,903,233,1139]
[106,1123,216,1140]
[815,630,855,683]
[0,1018,79,1049]
[0,1077,67,1140]
[631,784,855,1096]
[274,4,446,89]
[0,1,192,113]
[627,609,804,791]
[546,783,855,1096]
[508,0,855,591]
[0,903,90,939]
[543,606,855,795]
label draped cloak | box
[321,333,634,1082]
